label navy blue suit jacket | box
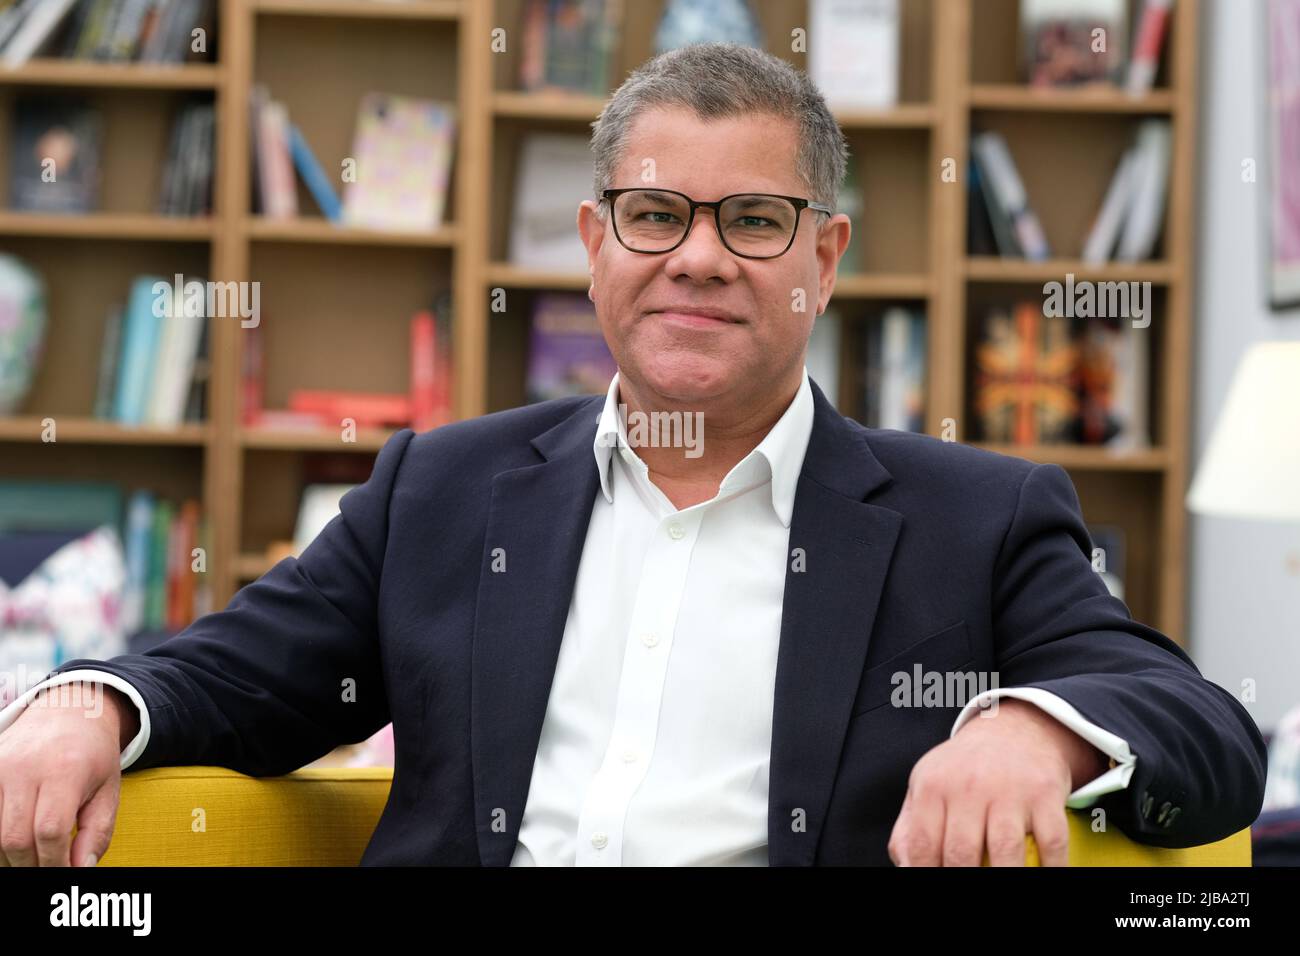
[52,378,1267,865]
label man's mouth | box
[649,307,744,328]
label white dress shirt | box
[0,365,1135,863]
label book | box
[287,390,412,429]
[1081,146,1139,264]
[0,480,122,534]
[1125,0,1173,96]
[1115,119,1170,261]
[251,87,297,219]
[145,274,207,427]
[970,130,1050,260]
[240,319,264,426]
[974,302,1079,444]
[1019,0,1128,88]
[111,275,167,425]
[121,489,154,634]
[966,156,1000,257]
[509,132,594,270]
[519,0,622,97]
[1078,315,1150,448]
[9,97,103,214]
[809,0,899,108]
[146,498,174,631]
[877,307,925,432]
[525,292,617,403]
[93,304,124,420]
[0,0,78,67]
[341,93,456,232]
[288,121,342,221]
[409,309,453,431]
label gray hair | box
[590,42,849,220]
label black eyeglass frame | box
[599,187,835,259]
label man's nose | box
[670,207,736,272]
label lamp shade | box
[1187,341,1300,521]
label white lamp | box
[1187,342,1300,521]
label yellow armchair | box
[95,766,1252,866]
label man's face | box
[578,107,850,410]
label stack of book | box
[968,121,1170,263]
[0,0,215,67]
[858,307,926,433]
[519,0,622,97]
[94,274,210,427]
[251,87,456,232]
[972,300,1148,448]
[0,479,209,638]
[8,95,210,216]
[122,490,209,636]
[241,292,454,433]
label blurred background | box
[0,0,1296,857]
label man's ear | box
[577,197,605,295]
[815,212,852,314]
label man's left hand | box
[887,698,1109,867]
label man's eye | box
[734,216,777,228]
[639,211,680,223]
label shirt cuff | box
[0,669,151,771]
[949,686,1136,809]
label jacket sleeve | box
[38,428,417,778]
[988,461,1267,848]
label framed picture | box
[1265,0,1300,307]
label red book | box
[410,311,437,431]
[241,322,263,426]
[288,389,411,428]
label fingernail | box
[81,853,97,867]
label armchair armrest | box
[95,766,1251,866]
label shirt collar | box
[592,366,814,528]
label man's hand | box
[887,698,1109,867]
[0,682,136,867]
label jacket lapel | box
[767,381,902,866]
[471,398,603,867]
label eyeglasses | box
[600,187,834,259]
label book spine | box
[410,311,437,431]
[1126,0,1173,97]
[288,122,342,221]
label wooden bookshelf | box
[0,0,1200,643]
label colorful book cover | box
[525,292,617,403]
[341,93,456,232]
[9,97,103,213]
[974,301,1079,444]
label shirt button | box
[622,750,638,763]
[590,831,608,849]
[641,632,659,647]
[667,523,685,540]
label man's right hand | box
[0,681,136,867]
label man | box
[0,43,1266,867]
